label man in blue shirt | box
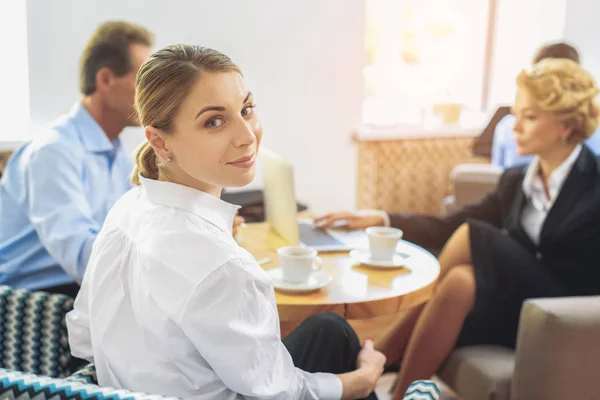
[0,21,154,297]
[492,42,600,168]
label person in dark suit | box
[316,58,600,399]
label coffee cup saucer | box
[349,249,411,268]
[267,268,332,293]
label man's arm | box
[27,144,101,282]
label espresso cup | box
[365,226,403,261]
[277,246,322,284]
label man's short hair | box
[79,21,154,95]
[532,42,580,64]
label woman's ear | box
[560,121,576,142]
[145,127,171,162]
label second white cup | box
[366,226,403,261]
[278,246,322,284]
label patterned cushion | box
[404,380,440,400]
[0,368,179,400]
[0,285,74,378]
[66,363,97,385]
[4,364,439,399]
[65,364,439,399]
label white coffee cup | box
[365,226,403,261]
[278,246,322,284]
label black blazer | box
[390,146,600,295]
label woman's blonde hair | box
[131,45,242,185]
[517,58,600,142]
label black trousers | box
[41,282,80,299]
[283,313,378,400]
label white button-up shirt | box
[520,145,582,245]
[66,176,342,400]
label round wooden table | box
[240,223,440,324]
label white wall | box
[0,1,30,141]
[26,0,365,213]
[26,0,597,211]
[487,0,567,107]
[563,0,600,83]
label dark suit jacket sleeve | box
[388,171,515,251]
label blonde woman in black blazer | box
[317,58,600,399]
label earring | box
[167,157,173,163]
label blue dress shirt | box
[491,114,600,168]
[0,103,133,290]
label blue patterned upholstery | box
[404,379,440,400]
[0,285,74,378]
[0,365,439,400]
[66,364,441,399]
[66,363,97,385]
[0,368,179,400]
[0,366,439,400]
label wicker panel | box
[357,137,489,216]
[0,152,11,175]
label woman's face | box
[151,71,262,195]
[512,88,571,156]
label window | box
[363,0,492,128]
[0,1,30,141]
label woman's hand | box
[233,214,246,237]
[338,339,387,399]
[314,210,387,230]
[356,339,387,375]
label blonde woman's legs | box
[376,222,473,364]
[438,222,471,277]
[391,265,476,399]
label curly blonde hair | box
[517,58,600,142]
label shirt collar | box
[522,144,583,201]
[139,175,240,234]
[70,103,120,153]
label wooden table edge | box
[277,280,436,322]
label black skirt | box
[455,219,568,349]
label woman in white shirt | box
[315,58,600,399]
[66,45,387,400]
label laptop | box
[260,147,368,251]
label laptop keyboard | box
[298,223,344,246]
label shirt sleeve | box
[66,276,93,362]
[26,144,100,282]
[177,258,342,400]
[387,170,511,251]
[356,209,391,227]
